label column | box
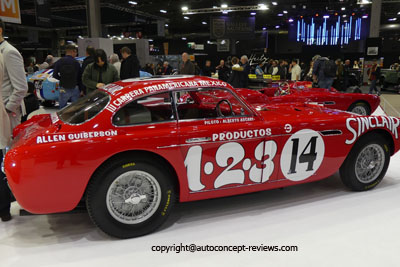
[369,0,382,38]
[86,0,102,37]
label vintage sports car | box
[4,76,400,238]
[259,81,380,115]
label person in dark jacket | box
[53,44,81,109]
[81,46,95,73]
[179,52,195,74]
[216,59,229,82]
[202,60,214,77]
[82,49,119,94]
[228,57,242,88]
[120,46,140,80]
[239,55,250,88]
[368,62,381,95]
[161,61,172,75]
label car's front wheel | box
[86,157,175,238]
[339,134,390,191]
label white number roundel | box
[280,129,325,181]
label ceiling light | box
[323,15,329,19]
[292,5,296,8]
[283,10,288,14]
[148,39,153,42]
[181,6,188,11]
[389,18,397,21]
[272,2,278,5]
[398,11,400,15]
[184,16,190,20]
[165,24,168,27]
[277,13,283,16]
[202,21,207,25]
[341,7,346,10]
[221,4,228,8]
[128,1,137,5]
[275,25,280,28]
[342,15,347,17]
[262,27,267,30]
[222,11,229,14]
[160,10,167,13]
[251,12,256,15]
[182,37,187,40]
[303,5,306,9]
[258,4,268,10]
[288,18,294,22]
[207,40,211,44]
[362,15,368,18]
[213,6,217,8]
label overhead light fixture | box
[258,4,268,10]
[207,40,211,44]
[148,39,153,42]
[272,2,278,5]
[262,27,267,30]
[181,6,188,11]
[303,5,306,9]
[283,10,288,14]
[275,25,280,28]
[182,37,187,40]
[221,4,228,8]
[288,18,294,22]
[323,15,329,19]
[389,18,397,21]
[184,16,190,20]
[222,10,229,14]
[160,10,167,13]
[362,15,368,18]
[251,12,256,15]
[202,21,207,25]
[165,23,168,27]
[342,14,347,17]
[341,7,346,10]
[277,13,283,16]
[398,11,400,15]
[292,5,296,8]
[128,1,137,5]
[357,0,372,4]
[213,6,217,8]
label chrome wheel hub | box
[106,170,161,224]
[351,106,367,115]
[355,144,385,184]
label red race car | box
[259,81,380,115]
[3,76,400,238]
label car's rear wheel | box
[86,157,175,238]
[339,134,390,191]
[348,102,371,115]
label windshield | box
[57,90,110,124]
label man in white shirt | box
[289,59,301,81]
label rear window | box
[57,90,110,124]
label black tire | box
[86,157,175,238]
[339,134,390,191]
[347,102,371,115]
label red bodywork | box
[259,81,380,114]
[4,76,400,214]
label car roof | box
[101,75,233,98]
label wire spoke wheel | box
[355,144,385,184]
[106,170,161,224]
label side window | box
[175,88,252,120]
[112,92,174,126]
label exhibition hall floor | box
[2,107,400,267]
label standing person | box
[277,60,287,80]
[289,59,301,81]
[53,44,81,109]
[228,57,242,88]
[110,53,121,76]
[239,55,250,88]
[202,60,214,77]
[179,52,195,75]
[0,19,28,221]
[120,46,140,80]
[38,55,54,70]
[305,61,314,81]
[343,59,351,90]
[336,59,344,91]
[82,49,119,94]
[312,55,336,89]
[368,62,381,95]
[81,46,95,73]
[0,51,12,222]
[255,62,264,75]
[161,61,172,75]
[215,59,229,82]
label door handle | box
[186,137,211,143]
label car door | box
[175,87,280,200]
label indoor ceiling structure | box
[16,0,400,35]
